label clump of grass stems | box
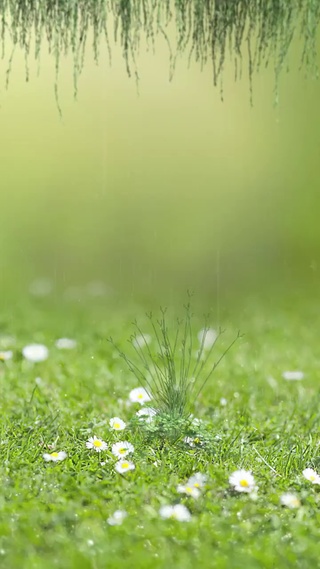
[109,303,241,429]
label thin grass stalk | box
[191,330,242,402]
[130,327,166,394]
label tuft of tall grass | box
[110,302,241,425]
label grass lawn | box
[1,284,320,569]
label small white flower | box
[220,397,228,406]
[177,484,201,499]
[0,350,13,361]
[282,371,304,381]
[43,451,67,462]
[197,328,217,350]
[115,460,135,473]
[159,504,191,522]
[22,344,49,362]
[132,334,151,349]
[302,468,320,484]
[107,510,127,526]
[129,387,151,405]
[109,417,126,431]
[112,441,134,458]
[187,472,207,489]
[55,338,77,350]
[86,436,108,452]
[136,408,157,423]
[191,417,203,427]
[229,470,256,493]
[280,493,301,508]
[184,436,202,447]
[29,278,53,297]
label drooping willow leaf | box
[0,0,319,101]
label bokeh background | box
[1,27,320,304]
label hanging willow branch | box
[0,0,319,100]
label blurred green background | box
[1,29,320,302]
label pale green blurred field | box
[1,31,320,299]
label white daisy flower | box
[112,441,134,458]
[302,468,320,484]
[129,387,151,405]
[220,397,228,406]
[132,334,151,349]
[136,408,157,423]
[177,484,201,499]
[0,350,13,361]
[107,510,127,526]
[109,417,126,431]
[22,344,49,362]
[229,470,256,493]
[43,451,67,462]
[187,472,207,489]
[86,436,108,452]
[197,328,217,350]
[184,436,202,447]
[115,460,135,474]
[282,371,304,381]
[55,338,77,350]
[280,493,301,508]
[159,504,191,522]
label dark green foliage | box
[0,1,319,98]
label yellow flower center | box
[310,474,316,481]
[291,498,300,507]
[186,486,192,493]
[93,440,102,447]
[51,452,59,458]
[122,462,129,469]
[240,479,249,487]
[194,438,200,444]
[194,482,200,488]
[119,448,126,454]
[137,394,143,399]
[114,423,120,429]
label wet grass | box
[1,286,320,568]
